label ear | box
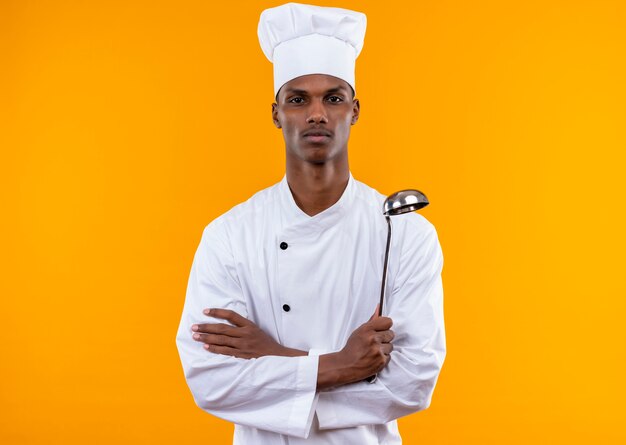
[272,103,281,128]
[351,98,360,125]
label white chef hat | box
[257,2,367,98]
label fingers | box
[203,308,252,327]
[192,332,238,348]
[203,343,247,358]
[380,342,394,355]
[192,322,242,337]
[375,330,395,344]
[370,316,393,331]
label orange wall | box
[2,0,625,443]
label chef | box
[175,3,446,444]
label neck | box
[285,154,350,217]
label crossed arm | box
[177,220,445,436]
[190,305,395,391]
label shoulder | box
[352,177,438,238]
[351,176,385,209]
[201,180,280,241]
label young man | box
[176,3,446,444]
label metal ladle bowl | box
[383,189,429,216]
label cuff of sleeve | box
[286,354,320,438]
[316,379,383,430]
[308,348,330,357]
[316,390,340,429]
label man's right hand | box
[317,305,395,390]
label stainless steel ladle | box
[378,190,430,316]
[366,189,429,384]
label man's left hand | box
[191,309,299,359]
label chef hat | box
[257,2,367,98]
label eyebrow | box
[284,86,349,95]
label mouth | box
[302,129,332,143]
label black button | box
[280,242,288,250]
[282,304,291,312]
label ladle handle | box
[378,215,392,316]
[365,216,393,383]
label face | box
[272,74,360,165]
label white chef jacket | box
[175,172,446,444]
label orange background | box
[2,0,625,443]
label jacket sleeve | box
[175,221,320,438]
[315,219,446,429]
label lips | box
[302,129,332,138]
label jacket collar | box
[278,171,356,235]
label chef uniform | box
[175,3,446,444]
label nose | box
[306,99,328,124]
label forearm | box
[272,310,394,391]
[317,352,364,390]
[272,347,376,391]
[268,347,342,390]
[191,316,370,392]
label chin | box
[303,147,337,163]
[305,157,331,165]
[288,143,345,164]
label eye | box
[288,97,305,104]
[327,95,344,103]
